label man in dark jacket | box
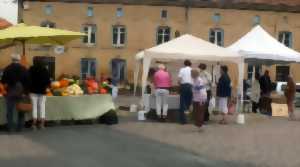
[1,53,29,132]
[259,70,272,115]
[217,65,231,124]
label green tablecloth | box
[0,94,115,124]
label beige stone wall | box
[1,1,300,84]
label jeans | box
[179,84,193,124]
[30,94,46,119]
[5,96,25,131]
[155,89,169,117]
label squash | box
[51,81,61,89]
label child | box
[191,68,207,130]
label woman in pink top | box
[153,64,172,121]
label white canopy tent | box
[134,34,243,108]
[228,25,300,65]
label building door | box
[81,58,96,80]
[33,56,55,80]
[111,58,126,83]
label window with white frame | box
[157,26,171,45]
[116,7,124,17]
[81,58,97,80]
[279,31,293,48]
[112,26,126,47]
[87,6,94,17]
[82,24,96,45]
[209,28,224,46]
[44,4,53,15]
[247,65,261,80]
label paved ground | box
[0,125,231,167]
[114,96,300,167]
[0,95,300,167]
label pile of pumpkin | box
[50,77,84,96]
[84,77,109,94]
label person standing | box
[178,60,193,124]
[217,65,231,124]
[251,73,261,113]
[153,64,172,121]
[199,63,212,123]
[191,68,207,129]
[29,59,51,130]
[1,53,29,132]
[284,76,296,121]
[259,70,272,115]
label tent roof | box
[140,34,241,63]
[228,25,300,63]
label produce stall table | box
[144,94,180,112]
[0,94,115,125]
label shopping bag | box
[16,95,32,113]
[208,97,216,114]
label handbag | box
[16,95,32,113]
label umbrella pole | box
[21,40,27,67]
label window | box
[116,7,123,17]
[112,25,126,47]
[40,20,56,28]
[247,65,261,80]
[81,58,97,80]
[111,58,127,83]
[44,4,53,15]
[157,26,171,45]
[209,28,224,46]
[87,6,94,17]
[212,13,221,23]
[161,10,168,19]
[33,56,55,80]
[253,15,261,26]
[279,31,293,48]
[82,24,96,45]
[276,66,289,81]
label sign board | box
[271,103,288,117]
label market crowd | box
[150,59,297,130]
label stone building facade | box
[1,0,300,85]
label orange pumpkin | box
[100,88,108,94]
[0,83,7,95]
[59,79,69,88]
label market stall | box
[0,94,115,125]
[228,25,300,115]
[134,34,242,111]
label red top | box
[153,69,172,88]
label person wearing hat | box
[1,53,30,132]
